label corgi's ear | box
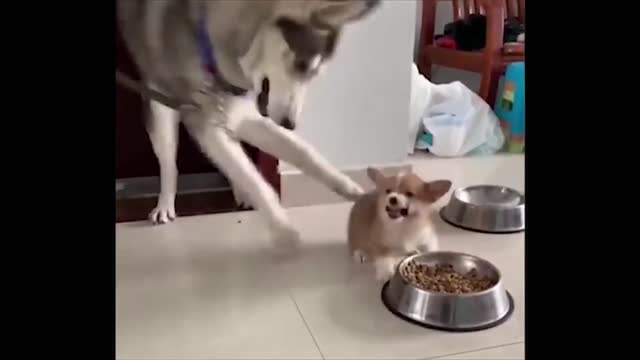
[421,180,452,203]
[366,167,385,187]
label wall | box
[280,0,416,172]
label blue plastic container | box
[494,62,525,153]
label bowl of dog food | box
[440,185,525,233]
[381,251,514,332]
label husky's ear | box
[313,0,381,27]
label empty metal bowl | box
[381,252,514,332]
[440,185,525,233]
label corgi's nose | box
[389,196,398,206]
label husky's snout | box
[269,99,299,131]
[280,117,295,130]
[363,0,382,11]
[257,77,304,131]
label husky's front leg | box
[146,100,180,224]
[237,116,364,201]
[230,178,251,209]
[185,120,300,251]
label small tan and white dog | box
[347,168,452,281]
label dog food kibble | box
[400,261,496,294]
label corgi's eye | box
[385,189,391,194]
[405,192,414,198]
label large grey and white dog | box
[117,0,381,249]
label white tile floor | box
[116,154,524,360]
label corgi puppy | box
[347,167,452,281]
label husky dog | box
[117,0,381,249]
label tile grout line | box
[423,341,524,360]
[288,290,327,360]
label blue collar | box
[195,11,248,95]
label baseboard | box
[116,172,230,199]
[281,162,412,208]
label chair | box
[418,0,525,106]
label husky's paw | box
[335,179,364,202]
[149,200,176,225]
[270,225,301,256]
[231,184,252,210]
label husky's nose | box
[389,196,398,206]
[366,0,382,10]
[281,117,296,130]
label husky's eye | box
[385,189,391,194]
[405,192,414,198]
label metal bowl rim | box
[450,185,525,210]
[439,207,525,233]
[394,251,504,298]
[381,283,516,332]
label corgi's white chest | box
[380,217,428,252]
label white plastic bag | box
[409,63,504,157]
[408,64,434,154]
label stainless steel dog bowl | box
[381,252,514,332]
[440,185,525,233]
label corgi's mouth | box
[386,206,409,219]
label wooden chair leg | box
[479,68,502,107]
[419,56,433,79]
[418,0,437,80]
[485,70,502,108]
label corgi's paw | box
[374,267,394,282]
[417,238,439,253]
[374,257,396,282]
[417,229,439,253]
[352,250,366,264]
